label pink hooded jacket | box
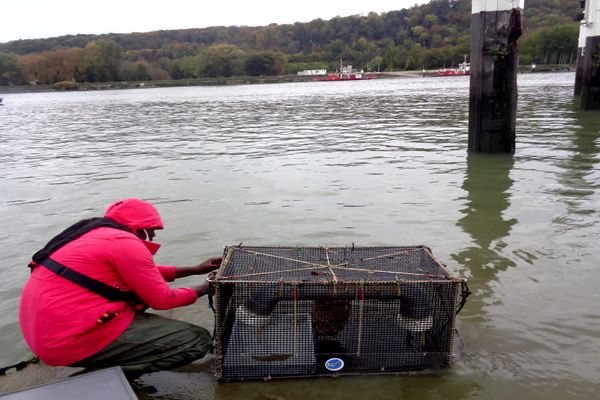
[20,199,198,366]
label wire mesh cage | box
[212,245,464,380]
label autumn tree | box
[17,48,84,84]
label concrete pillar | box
[580,0,600,110]
[468,1,523,153]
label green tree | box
[169,56,202,79]
[326,39,346,57]
[424,14,439,28]
[244,51,285,76]
[0,52,24,85]
[198,44,246,77]
[382,41,400,71]
[352,37,378,67]
[520,24,578,64]
[81,40,123,82]
[169,62,185,79]
[404,43,423,70]
[122,61,151,81]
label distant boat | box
[318,61,378,81]
[435,61,470,77]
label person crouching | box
[20,198,221,377]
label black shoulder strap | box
[38,258,142,304]
[30,217,133,267]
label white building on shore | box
[297,69,327,76]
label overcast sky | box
[0,0,429,43]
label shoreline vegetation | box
[0,0,580,92]
[0,64,574,95]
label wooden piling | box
[468,1,523,153]
[581,36,600,109]
[579,0,600,110]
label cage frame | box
[211,245,463,381]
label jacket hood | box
[104,198,164,231]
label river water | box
[0,72,598,399]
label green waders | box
[70,313,213,377]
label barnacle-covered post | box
[579,0,600,109]
[468,0,523,153]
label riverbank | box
[0,64,573,95]
[0,74,318,94]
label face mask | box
[137,229,161,255]
[142,240,161,255]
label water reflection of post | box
[451,153,517,316]
[555,110,600,221]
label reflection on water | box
[555,109,600,226]
[452,153,517,307]
[0,73,599,399]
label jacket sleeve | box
[156,265,177,282]
[110,237,198,310]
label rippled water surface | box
[0,72,599,399]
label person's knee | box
[186,325,213,354]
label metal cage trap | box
[211,245,468,380]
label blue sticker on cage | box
[325,357,344,371]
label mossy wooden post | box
[580,0,600,110]
[468,1,523,153]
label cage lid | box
[214,246,457,284]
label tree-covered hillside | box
[0,0,581,86]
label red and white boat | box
[318,63,378,81]
[435,60,470,77]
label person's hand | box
[193,280,211,297]
[174,257,223,280]
[195,257,222,274]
